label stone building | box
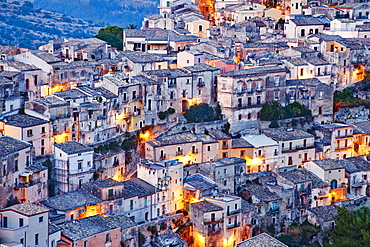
[52,141,94,193]
[217,65,286,133]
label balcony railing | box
[208,228,221,236]
[197,81,205,87]
[222,144,228,150]
[14,178,41,189]
[336,134,353,139]
[226,222,240,230]
[227,209,241,216]
[352,180,368,187]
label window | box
[300,68,304,76]
[41,127,45,133]
[144,197,147,207]
[39,216,43,223]
[319,107,322,115]
[108,189,114,198]
[3,216,7,228]
[19,218,24,227]
[35,233,39,245]
[240,150,245,157]
[198,25,203,32]
[274,77,279,86]
[130,200,134,210]
[27,129,33,137]
[84,240,88,247]
[223,180,227,186]
[78,161,82,170]
[207,146,211,151]
[318,91,323,99]
[222,152,228,158]
[300,29,305,37]
[14,160,18,172]
[106,233,111,243]
[274,91,279,100]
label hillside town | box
[2,0,370,246]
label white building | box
[53,141,94,193]
[241,134,279,172]
[265,130,315,168]
[0,203,49,247]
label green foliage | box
[95,33,122,50]
[158,111,168,120]
[167,107,175,115]
[95,26,124,50]
[43,159,57,197]
[126,24,137,29]
[269,120,279,128]
[260,101,311,121]
[214,103,222,120]
[277,235,300,247]
[221,122,231,135]
[138,231,146,247]
[326,206,370,247]
[147,225,158,235]
[94,141,121,154]
[183,104,219,123]
[121,135,138,151]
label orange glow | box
[245,156,263,165]
[140,131,151,141]
[223,234,237,247]
[177,152,196,165]
[193,231,206,246]
[54,132,69,143]
[189,197,204,203]
[328,188,347,203]
[84,205,99,218]
[353,65,365,82]
[117,112,127,121]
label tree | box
[260,101,285,121]
[95,26,124,50]
[183,104,216,123]
[95,33,122,50]
[326,206,370,247]
[126,24,137,29]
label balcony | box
[204,219,223,225]
[318,191,328,197]
[168,83,176,88]
[191,149,199,154]
[197,81,205,87]
[176,150,184,156]
[336,133,353,140]
[222,144,228,150]
[208,228,221,236]
[352,180,368,187]
[14,178,41,189]
[227,209,241,216]
[269,207,279,213]
[159,154,166,160]
[226,222,240,230]
[282,144,315,153]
